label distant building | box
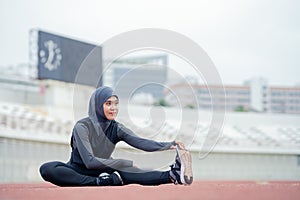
[245,77,300,114]
[268,86,300,114]
[244,77,268,112]
[103,55,168,101]
[165,84,250,111]
[0,72,94,121]
[166,78,300,114]
[0,74,44,105]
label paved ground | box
[0,181,299,200]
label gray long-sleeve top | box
[70,117,175,170]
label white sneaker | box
[176,145,193,185]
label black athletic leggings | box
[39,161,172,186]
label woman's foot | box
[169,146,193,185]
[96,171,123,186]
[111,171,123,186]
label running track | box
[1,181,299,200]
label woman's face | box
[103,96,119,120]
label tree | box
[154,99,170,107]
[185,104,195,109]
[234,105,248,112]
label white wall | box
[1,137,299,183]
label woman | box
[40,86,193,186]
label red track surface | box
[1,181,299,200]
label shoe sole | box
[113,171,124,185]
[176,146,193,185]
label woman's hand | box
[132,164,138,168]
[170,141,186,150]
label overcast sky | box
[0,0,299,86]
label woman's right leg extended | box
[116,167,172,186]
[39,161,97,186]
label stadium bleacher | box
[1,101,300,153]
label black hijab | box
[88,86,118,134]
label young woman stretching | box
[40,86,193,186]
